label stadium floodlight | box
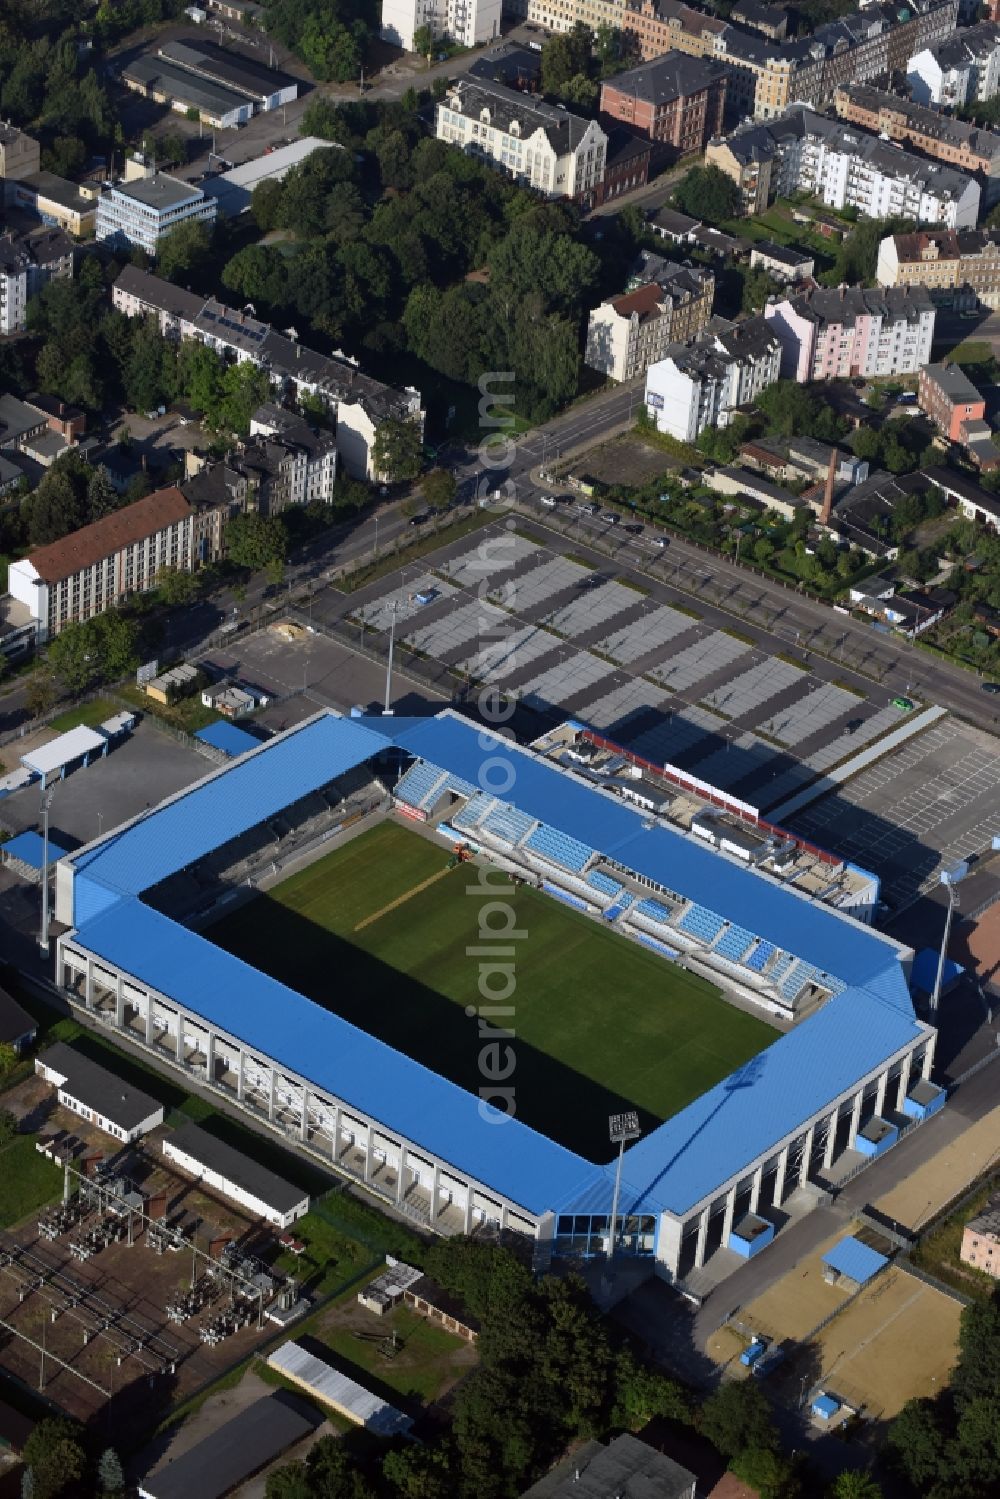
[930,861,969,1018]
[607,1110,641,1265]
[38,785,55,958]
[383,599,399,716]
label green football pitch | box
[210,821,776,1161]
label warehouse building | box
[50,709,937,1285]
[158,38,298,112]
[162,1121,310,1228]
[200,137,339,216]
[121,55,254,129]
[138,1392,319,1499]
[35,1042,164,1142]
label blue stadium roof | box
[822,1235,889,1286]
[62,708,925,1222]
[3,830,70,870]
[195,721,263,758]
[73,897,597,1215]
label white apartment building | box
[0,227,73,335]
[436,79,607,204]
[380,0,499,51]
[111,266,423,481]
[644,315,781,443]
[764,285,936,383]
[585,265,714,383]
[8,486,194,641]
[96,160,217,258]
[247,404,338,508]
[908,21,1000,107]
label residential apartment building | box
[835,84,1000,208]
[643,314,781,442]
[598,52,727,153]
[112,266,423,480]
[436,80,607,205]
[96,160,217,257]
[908,21,1000,107]
[0,227,73,335]
[585,262,714,381]
[876,227,1000,309]
[764,284,936,382]
[7,486,194,641]
[381,0,500,51]
[916,362,995,466]
[707,107,981,228]
[730,1,786,40]
[749,241,815,284]
[961,1203,1000,1279]
[0,122,40,182]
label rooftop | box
[521,1434,696,1499]
[752,239,813,267]
[37,1041,163,1132]
[139,1393,318,1499]
[122,54,252,119]
[20,485,191,584]
[164,1121,308,1213]
[601,48,728,104]
[922,361,984,404]
[18,171,96,216]
[442,77,600,156]
[836,82,1000,162]
[107,172,206,212]
[159,37,298,101]
[0,985,36,1046]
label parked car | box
[540,494,557,507]
[981,681,1000,694]
[409,512,430,527]
[891,696,914,711]
[604,512,620,526]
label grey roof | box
[837,83,1000,163]
[923,361,983,403]
[659,313,779,383]
[108,172,205,212]
[602,49,728,104]
[731,0,785,23]
[38,1042,163,1131]
[0,226,72,274]
[752,239,813,267]
[159,37,298,102]
[650,207,701,237]
[923,463,1000,517]
[122,54,251,118]
[165,1121,308,1214]
[968,1201,1000,1239]
[521,1434,695,1499]
[0,985,36,1045]
[469,42,543,87]
[717,465,805,509]
[140,1393,318,1499]
[0,393,43,446]
[19,172,95,215]
[925,18,1000,69]
[772,282,935,327]
[444,78,600,155]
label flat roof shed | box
[162,1121,309,1227]
[822,1235,889,1289]
[2,829,70,875]
[138,1392,319,1499]
[266,1341,413,1436]
[195,720,261,758]
[35,1041,165,1141]
[21,725,109,786]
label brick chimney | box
[820,446,837,527]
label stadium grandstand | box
[52,709,939,1284]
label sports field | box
[210,820,776,1160]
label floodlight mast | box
[39,785,55,957]
[607,1111,641,1264]
[930,861,968,1019]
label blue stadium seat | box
[482,804,537,847]
[442,773,477,799]
[618,891,633,910]
[524,824,594,873]
[779,961,817,1001]
[452,793,495,831]
[768,952,796,984]
[587,870,624,901]
[677,904,726,944]
[743,940,775,974]
[634,898,672,925]
[714,925,755,963]
[394,760,446,810]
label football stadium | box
[52,708,942,1283]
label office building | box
[96,164,217,257]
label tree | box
[97,1448,125,1495]
[155,567,199,606]
[673,165,741,223]
[216,362,272,436]
[541,22,592,95]
[224,512,288,572]
[264,1464,312,1499]
[87,466,120,523]
[0,1043,18,1079]
[730,1446,800,1499]
[0,1107,17,1145]
[373,416,423,483]
[21,1419,86,1499]
[46,613,139,695]
[953,1294,1000,1410]
[421,468,457,511]
[831,1471,883,1499]
[756,381,822,440]
[413,22,434,59]
[157,218,212,283]
[742,266,780,313]
[886,1398,948,1491]
[25,672,57,720]
[850,425,883,463]
[700,1380,780,1460]
[251,177,285,232]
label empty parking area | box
[356,572,457,630]
[649,634,751,693]
[541,579,644,636]
[759,682,861,747]
[703,657,807,717]
[439,532,538,587]
[596,604,695,662]
[790,719,1000,905]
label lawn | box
[0,1134,63,1227]
[210,822,775,1160]
[312,1300,472,1406]
[911,1173,1000,1303]
[48,698,122,733]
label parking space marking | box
[756,682,859,747]
[702,656,805,717]
[356,573,457,631]
[520,652,613,710]
[439,534,540,588]
[648,634,751,693]
[540,580,645,637]
[596,605,695,663]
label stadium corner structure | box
[52,709,939,1284]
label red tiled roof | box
[611,282,664,319]
[26,486,192,584]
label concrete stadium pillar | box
[115,975,125,1029]
[300,1089,309,1144]
[922,1035,936,1079]
[175,1011,186,1065]
[823,1107,838,1168]
[773,1144,789,1207]
[396,1144,408,1206]
[693,1207,710,1269]
[500,1203,508,1231]
[896,1052,912,1112]
[363,1124,374,1183]
[204,1030,215,1083]
[430,1164,441,1224]
[800,1123,815,1187]
[847,1090,863,1149]
[748,1164,763,1215]
[145,997,155,1046]
[332,1106,342,1161]
[721,1185,737,1247]
[464,1188,475,1235]
[84,956,94,1009]
[237,1049,246,1102]
[874,1070,888,1118]
[268,1070,277,1123]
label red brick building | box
[599,51,727,156]
[918,361,986,442]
